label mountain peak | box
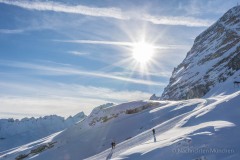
[161,5,240,100]
[149,94,160,100]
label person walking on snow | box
[152,128,155,135]
[152,128,156,142]
[111,141,116,149]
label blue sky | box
[0,0,239,119]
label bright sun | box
[132,41,155,64]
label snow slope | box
[0,112,86,152]
[87,82,240,160]
[1,78,239,160]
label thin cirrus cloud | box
[60,40,133,46]
[56,39,190,50]
[0,60,165,86]
[67,51,89,56]
[142,14,213,27]
[0,0,213,27]
[0,0,127,19]
[0,81,152,103]
[0,29,24,34]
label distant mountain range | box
[0,112,86,152]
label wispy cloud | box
[67,51,89,56]
[0,82,152,102]
[142,14,213,27]
[56,40,133,46]
[0,60,165,86]
[0,81,152,118]
[55,39,190,50]
[0,29,24,34]
[0,0,213,27]
[0,0,127,19]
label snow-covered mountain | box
[161,6,240,100]
[0,112,86,152]
[1,84,239,160]
[1,5,240,160]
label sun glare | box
[132,41,155,64]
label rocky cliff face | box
[161,6,240,100]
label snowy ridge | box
[161,5,240,100]
[0,112,86,152]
